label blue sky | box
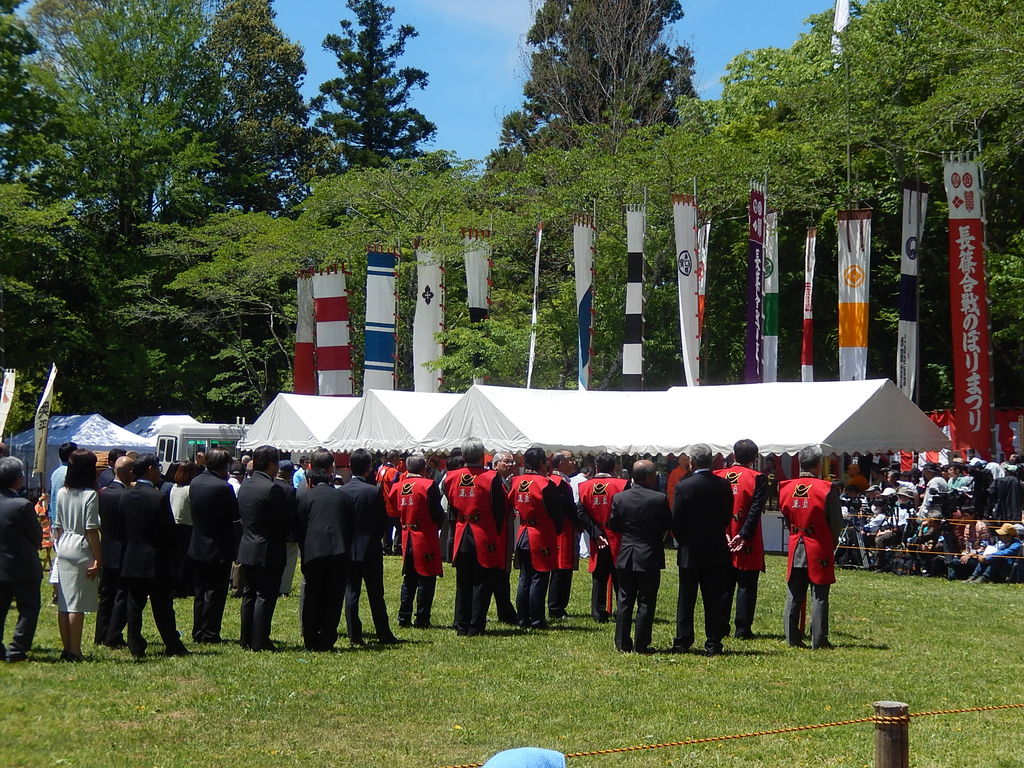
[274,0,832,163]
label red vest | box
[714,465,766,572]
[509,473,558,572]
[390,476,442,577]
[377,464,400,518]
[578,476,629,573]
[550,474,577,569]
[779,476,836,585]
[444,467,504,569]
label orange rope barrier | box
[834,544,1024,559]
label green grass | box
[2,554,1023,768]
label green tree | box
[313,0,436,169]
[204,0,329,213]
[496,0,696,159]
[0,0,52,180]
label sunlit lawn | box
[2,554,1023,768]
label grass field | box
[2,553,1023,768]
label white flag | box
[32,364,57,478]
[832,0,850,54]
[0,369,15,438]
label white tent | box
[419,380,950,457]
[123,414,201,439]
[238,394,360,451]
[11,413,158,478]
[325,389,461,452]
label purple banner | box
[745,186,765,383]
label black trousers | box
[516,554,550,628]
[784,567,830,648]
[122,576,186,657]
[615,569,660,652]
[453,549,492,635]
[95,565,127,645]
[674,565,729,652]
[548,568,573,616]
[239,563,284,651]
[399,569,437,626]
[0,578,41,659]
[725,567,761,637]
[191,559,231,643]
[345,558,394,643]
[590,548,618,622]
[301,555,347,650]
[490,568,518,624]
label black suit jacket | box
[672,469,734,569]
[0,490,43,583]
[188,470,240,563]
[607,485,671,571]
[275,478,298,542]
[120,481,177,579]
[338,475,388,564]
[236,471,289,567]
[98,480,127,569]
[295,483,348,563]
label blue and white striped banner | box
[364,248,397,392]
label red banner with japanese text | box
[943,155,993,458]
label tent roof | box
[11,413,158,456]
[420,380,950,456]
[238,394,360,451]
[325,390,461,452]
[122,414,201,439]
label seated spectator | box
[951,518,992,580]
[967,523,1022,583]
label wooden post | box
[873,701,909,768]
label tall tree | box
[496,0,696,157]
[0,0,52,180]
[313,0,436,169]
[204,0,328,213]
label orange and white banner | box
[837,210,871,381]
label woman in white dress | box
[53,449,102,661]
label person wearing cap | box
[920,463,949,515]
[966,523,1022,583]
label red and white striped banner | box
[837,210,871,381]
[313,267,353,396]
[944,154,993,457]
[293,271,316,395]
[801,228,816,382]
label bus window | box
[158,436,177,465]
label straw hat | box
[995,523,1018,536]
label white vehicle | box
[155,423,247,471]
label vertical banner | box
[744,183,766,383]
[364,247,398,392]
[32,364,57,479]
[944,153,993,457]
[762,211,780,383]
[573,214,596,390]
[463,228,492,386]
[313,267,353,396]
[622,205,646,390]
[672,194,700,387]
[0,369,16,438]
[837,209,872,381]
[293,271,316,395]
[801,228,817,382]
[897,180,929,401]
[697,219,710,342]
[413,245,444,393]
[526,222,543,389]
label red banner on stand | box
[944,156,993,458]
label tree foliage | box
[314,0,436,169]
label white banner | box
[897,181,928,401]
[32,364,57,478]
[526,222,543,389]
[697,220,710,343]
[801,228,817,382]
[463,228,491,386]
[838,210,872,381]
[413,249,444,393]
[0,369,15,438]
[673,195,700,387]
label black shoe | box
[635,647,657,654]
[6,652,28,663]
[60,650,84,663]
[528,620,549,630]
[166,647,191,657]
[669,643,691,654]
[549,609,568,619]
[812,641,835,650]
[412,620,431,629]
[788,641,808,649]
[704,647,723,657]
[377,635,401,645]
[734,630,755,640]
[397,618,412,628]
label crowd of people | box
[0,436,1021,663]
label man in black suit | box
[295,448,348,651]
[339,448,398,645]
[187,448,239,644]
[0,457,43,662]
[119,454,189,658]
[237,444,290,651]
[95,456,133,648]
[606,460,670,653]
[671,444,734,656]
[275,459,299,596]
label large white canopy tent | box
[419,380,950,457]
[11,413,157,478]
[325,390,461,453]
[238,393,360,452]
[123,414,200,439]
